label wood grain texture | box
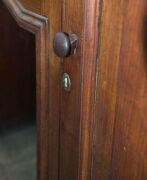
[2,1,49,180]
[60,0,101,180]
[20,0,42,14]
[59,0,84,179]
[79,0,101,179]
[92,0,147,179]
[110,1,147,179]
[92,0,124,179]
[42,0,62,179]
[4,1,146,180]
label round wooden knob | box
[53,32,78,58]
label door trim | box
[2,0,50,179]
[80,0,102,179]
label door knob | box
[53,32,78,58]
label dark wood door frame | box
[2,0,49,179]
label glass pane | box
[0,2,37,180]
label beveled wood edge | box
[80,0,102,179]
[2,0,48,33]
[2,0,50,179]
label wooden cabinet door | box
[1,0,98,180]
[18,0,99,180]
[92,0,147,180]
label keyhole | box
[62,73,71,92]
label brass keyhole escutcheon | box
[61,73,71,92]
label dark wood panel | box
[110,1,147,179]
[92,0,147,179]
[92,0,124,179]
[0,1,36,123]
[60,0,84,179]
[42,0,62,179]
[79,0,100,179]
[60,0,100,180]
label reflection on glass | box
[0,116,37,180]
[0,1,37,179]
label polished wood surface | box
[110,1,147,179]
[20,0,41,14]
[2,0,147,179]
[92,0,147,179]
[92,0,124,179]
[79,0,100,179]
[42,0,61,179]
[59,0,84,179]
[59,0,101,179]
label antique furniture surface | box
[1,0,147,179]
